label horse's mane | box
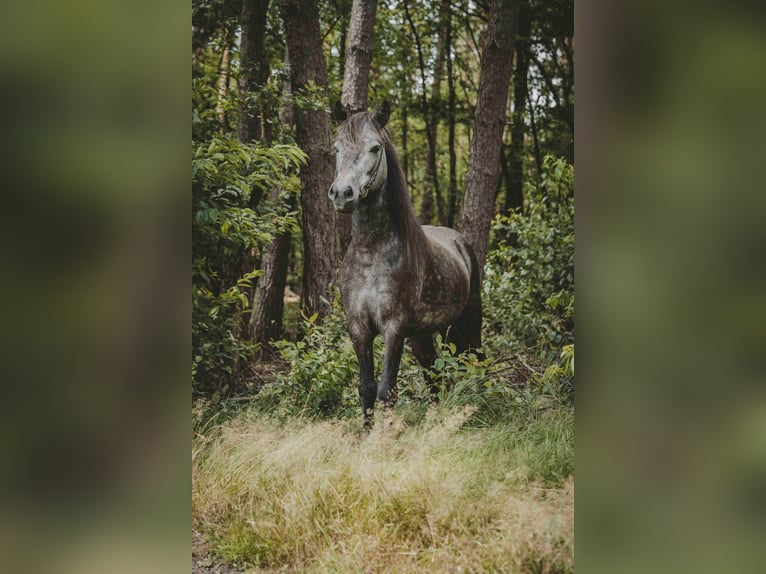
[377,122,430,270]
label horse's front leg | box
[378,331,405,409]
[351,334,376,427]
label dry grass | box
[193,405,573,573]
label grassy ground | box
[192,400,573,573]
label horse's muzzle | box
[329,184,357,212]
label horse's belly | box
[412,243,472,332]
[414,280,469,332]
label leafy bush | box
[484,156,574,365]
[192,135,306,395]
[256,291,360,418]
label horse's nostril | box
[344,187,353,199]
[329,187,337,199]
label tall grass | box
[193,403,573,573]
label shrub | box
[192,135,306,395]
[258,291,360,419]
[483,156,574,391]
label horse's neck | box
[351,181,427,261]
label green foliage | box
[484,156,574,353]
[258,291,360,418]
[192,135,306,395]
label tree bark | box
[505,0,531,213]
[457,0,519,275]
[239,0,272,144]
[249,194,294,348]
[249,51,295,351]
[338,0,379,257]
[215,32,233,129]
[526,81,543,183]
[445,0,458,228]
[341,0,378,114]
[403,0,443,225]
[281,0,339,319]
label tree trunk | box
[249,51,295,351]
[401,102,409,183]
[445,0,458,228]
[239,0,272,144]
[457,0,519,275]
[341,0,378,114]
[249,191,294,349]
[403,0,442,225]
[215,32,233,129]
[338,0,379,257]
[281,0,339,320]
[426,0,450,226]
[526,81,543,183]
[505,0,531,213]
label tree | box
[249,51,296,350]
[340,0,378,114]
[403,0,444,225]
[281,0,339,319]
[504,0,531,213]
[457,0,519,274]
[239,0,273,144]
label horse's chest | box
[341,253,405,330]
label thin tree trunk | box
[401,102,409,183]
[457,0,519,275]
[403,0,442,225]
[341,0,377,114]
[426,0,449,225]
[281,0,339,320]
[216,32,233,128]
[249,51,295,351]
[526,82,543,183]
[249,224,292,348]
[239,0,272,144]
[446,0,458,228]
[505,0,531,213]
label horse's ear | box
[373,100,390,128]
[332,101,348,123]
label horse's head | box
[328,101,391,213]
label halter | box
[359,145,384,199]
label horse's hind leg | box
[446,288,484,359]
[378,332,405,409]
[410,334,439,397]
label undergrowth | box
[193,403,573,573]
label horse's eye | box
[369,144,381,154]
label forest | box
[192,0,574,572]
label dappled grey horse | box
[329,101,483,426]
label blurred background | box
[0,0,188,572]
[0,0,763,572]
[578,1,766,572]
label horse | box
[329,100,483,426]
